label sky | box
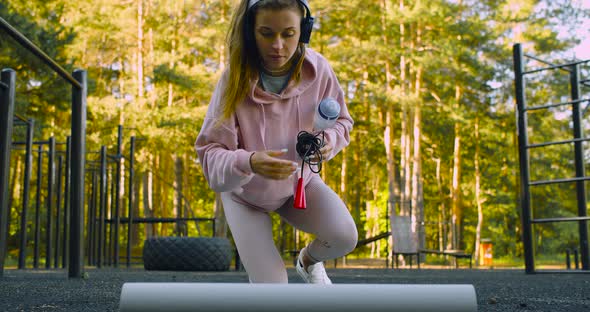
[570,0,590,60]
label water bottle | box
[313,97,340,131]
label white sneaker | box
[295,247,332,284]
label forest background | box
[1,0,589,268]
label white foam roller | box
[119,283,477,312]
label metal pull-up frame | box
[0,17,87,278]
[513,43,590,273]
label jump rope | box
[293,130,325,209]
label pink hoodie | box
[195,49,353,211]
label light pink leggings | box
[221,176,358,283]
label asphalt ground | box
[0,267,589,311]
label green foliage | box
[2,0,588,264]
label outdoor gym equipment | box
[119,282,477,312]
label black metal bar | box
[532,216,590,223]
[0,81,7,89]
[527,137,590,149]
[54,156,63,268]
[69,70,87,278]
[525,98,590,112]
[574,248,579,270]
[33,145,42,269]
[529,176,590,186]
[570,64,590,270]
[97,146,107,268]
[108,170,115,266]
[114,125,123,268]
[0,68,16,277]
[105,217,216,224]
[522,59,590,75]
[0,17,82,89]
[13,113,27,123]
[87,171,97,266]
[45,137,55,268]
[514,44,535,274]
[127,136,135,267]
[523,53,572,72]
[566,249,571,269]
[62,136,70,269]
[12,140,65,145]
[356,231,391,248]
[18,119,34,269]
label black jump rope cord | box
[295,130,325,175]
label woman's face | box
[254,7,301,72]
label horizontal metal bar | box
[531,216,590,223]
[523,59,590,75]
[104,217,216,224]
[11,140,49,145]
[529,176,590,186]
[12,119,28,125]
[0,17,82,89]
[527,137,590,148]
[524,54,571,73]
[525,98,590,111]
[13,113,29,122]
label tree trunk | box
[174,155,184,236]
[142,164,154,238]
[137,0,144,100]
[435,158,447,251]
[449,86,462,250]
[474,116,485,265]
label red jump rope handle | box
[294,177,306,209]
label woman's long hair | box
[222,0,307,119]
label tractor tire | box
[142,236,232,271]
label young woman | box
[195,0,357,283]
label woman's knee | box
[327,220,358,254]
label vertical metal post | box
[127,136,135,267]
[62,136,70,268]
[114,125,122,267]
[69,70,87,278]
[0,68,16,277]
[18,119,34,269]
[570,64,589,270]
[108,171,115,266]
[566,249,571,269]
[34,145,42,268]
[54,156,63,268]
[513,44,535,274]
[98,146,107,268]
[88,171,97,266]
[46,136,55,268]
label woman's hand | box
[309,142,333,163]
[250,149,298,180]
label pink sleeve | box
[194,76,255,193]
[321,63,353,160]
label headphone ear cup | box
[299,16,314,44]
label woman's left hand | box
[310,142,332,163]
